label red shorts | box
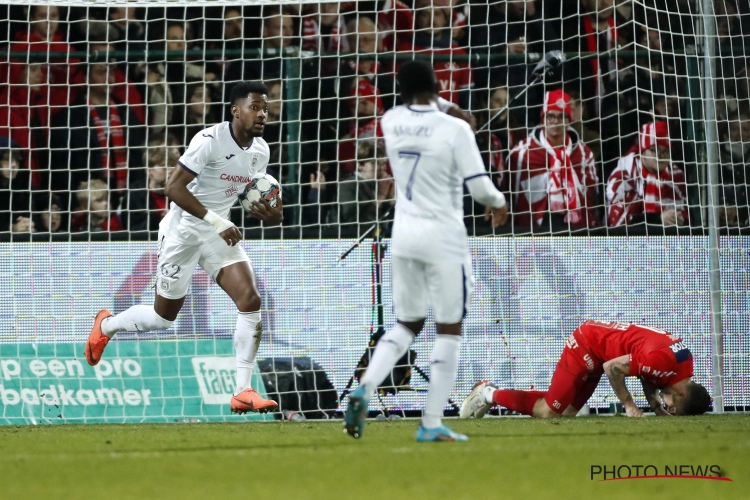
[544,346,602,414]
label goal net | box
[0,0,748,423]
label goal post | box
[0,0,748,424]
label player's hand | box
[653,404,672,417]
[485,205,509,228]
[624,404,644,418]
[446,106,477,131]
[219,225,243,246]
[248,197,284,225]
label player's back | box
[381,103,478,263]
[576,320,685,361]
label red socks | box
[492,390,546,416]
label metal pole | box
[701,0,724,413]
[284,52,302,227]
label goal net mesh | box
[0,0,748,422]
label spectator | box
[301,2,349,54]
[396,0,473,107]
[0,138,33,233]
[162,23,217,106]
[719,112,750,227]
[378,0,414,52]
[32,193,63,233]
[338,79,384,175]
[123,145,172,232]
[170,83,220,148]
[563,0,636,175]
[338,140,394,225]
[0,61,67,188]
[344,16,397,110]
[607,121,688,228]
[244,7,297,82]
[8,5,83,90]
[90,40,146,127]
[207,8,248,87]
[568,90,602,163]
[509,89,600,231]
[70,179,122,232]
[50,61,144,206]
[108,7,147,80]
[469,1,561,89]
[482,86,519,158]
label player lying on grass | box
[344,60,509,443]
[84,81,282,415]
[461,320,711,418]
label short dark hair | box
[682,381,711,416]
[397,60,437,101]
[228,81,269,107]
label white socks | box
[422,334,461,429]
[101,305,174,337]
[233,311,262,395]
[360,323,416,399]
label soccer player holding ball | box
[344,61,509,442]
[460,321,711,419]
[85,81,282,414]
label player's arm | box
[641,378,671,416]
[437,97,476,131]
[602,355,643,417]
[453,122,509,227]
[165,165,242,246]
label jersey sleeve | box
[630,347,676,378]
[453,121,487,181]
[178,130,217,177]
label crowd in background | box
[0,0,749,237]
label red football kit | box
[543,320,694,414]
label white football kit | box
[156,121,270,299]
[381,102,506,323]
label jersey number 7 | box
[398,151,421,201]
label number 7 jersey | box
[381,103,490,263]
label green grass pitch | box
[1,415,748,499]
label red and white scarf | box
[539,130,582,224]
[89,99,128,190]
[582,15,618,111]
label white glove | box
[203,209,235,234]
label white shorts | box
[155,228,251,300]
[391,255,474,324]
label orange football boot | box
[230,389,279,414]
[85,309,113,366]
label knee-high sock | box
[101,305,173,337]
[359,324,415,399]
[234,311,262,395]
[492,389,546,416]
[422,334,461,429]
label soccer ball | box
[238,173,280,211]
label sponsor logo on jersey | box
[565,334,579,349]
[202,133,213,138]
[583,353,595,371]
[226,154,235,160]
[225,185,239,197]
[669,340,691,363]
[220,173,252,183]
[642,367,677,378]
